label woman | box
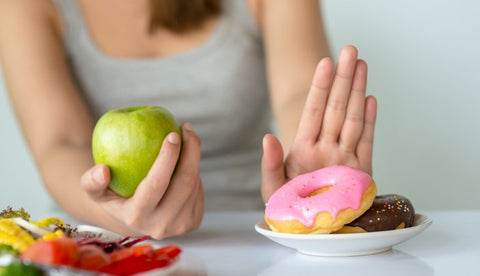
[0,0,376,239]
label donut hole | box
[306,186,332,197]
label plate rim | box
[255,213,432,240]
[76,224,125,239]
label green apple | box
[92,106,181,197]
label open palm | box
[261,46,377,202]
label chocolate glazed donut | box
[336,194,415,233]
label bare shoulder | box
[0,0,53,21]
[0,0,61,41]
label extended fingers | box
[339,59,368,151]
[295,57,333,143]
[356,96,377,175]
[320,46,358,143]
[132,131,181,211]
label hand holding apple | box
[79,107,204,239]
[92,106,181,197]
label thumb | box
[81,164,111,200]
[261,134,286,202]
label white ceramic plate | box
[76,224,125,239]
[255,213,432,257]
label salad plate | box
[0,207,181,276]
[255,213,432,256]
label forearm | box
[270,46,330,153]
[271,85,315,152]
[261,0,331,152]
[36,143,135,235]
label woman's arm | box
[0,0,203,238]
[258,0,331,152]
[0,0,102,222]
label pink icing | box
[265,166,372,227]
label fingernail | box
[183,122,194,131]
[263,134,270,145]
[93,166,104,183]
[319,57,330,66]
[167,132,180,144]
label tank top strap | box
[224,0,261,39]
[52,0,88,41]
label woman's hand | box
[261,46,377,202]
[80,123,204,239]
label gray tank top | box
[53,0,270,210]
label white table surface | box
[142,210,479,276]
[41,210,478,276]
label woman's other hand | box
[80,123,204,239]
[261,46,377,202]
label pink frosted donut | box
[265,166,377,234]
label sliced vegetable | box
[77,235,150,253]
[53,223,77,237]
[20,237,78,266]
[41,229,65,241]
[120,235,150,248]
[99,252,171,275]
[98,244,181,275]
[0,206,182,274]
[153,244,182,259]
[76,245,111,271]
[109,244,153,262]
[0,207,30,221]
[10,218,50,237]
[0,219,35,252]
[0,244,19,256]
[31,217,64,228]
[0,261,42,276]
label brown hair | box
[149,0,222,33]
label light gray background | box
[1,0,479,217]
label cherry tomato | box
[99,244,181,275]
[153,244,182,259]
[109,244,153,262]
[76,245,111,271]
[20,237,77,266]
